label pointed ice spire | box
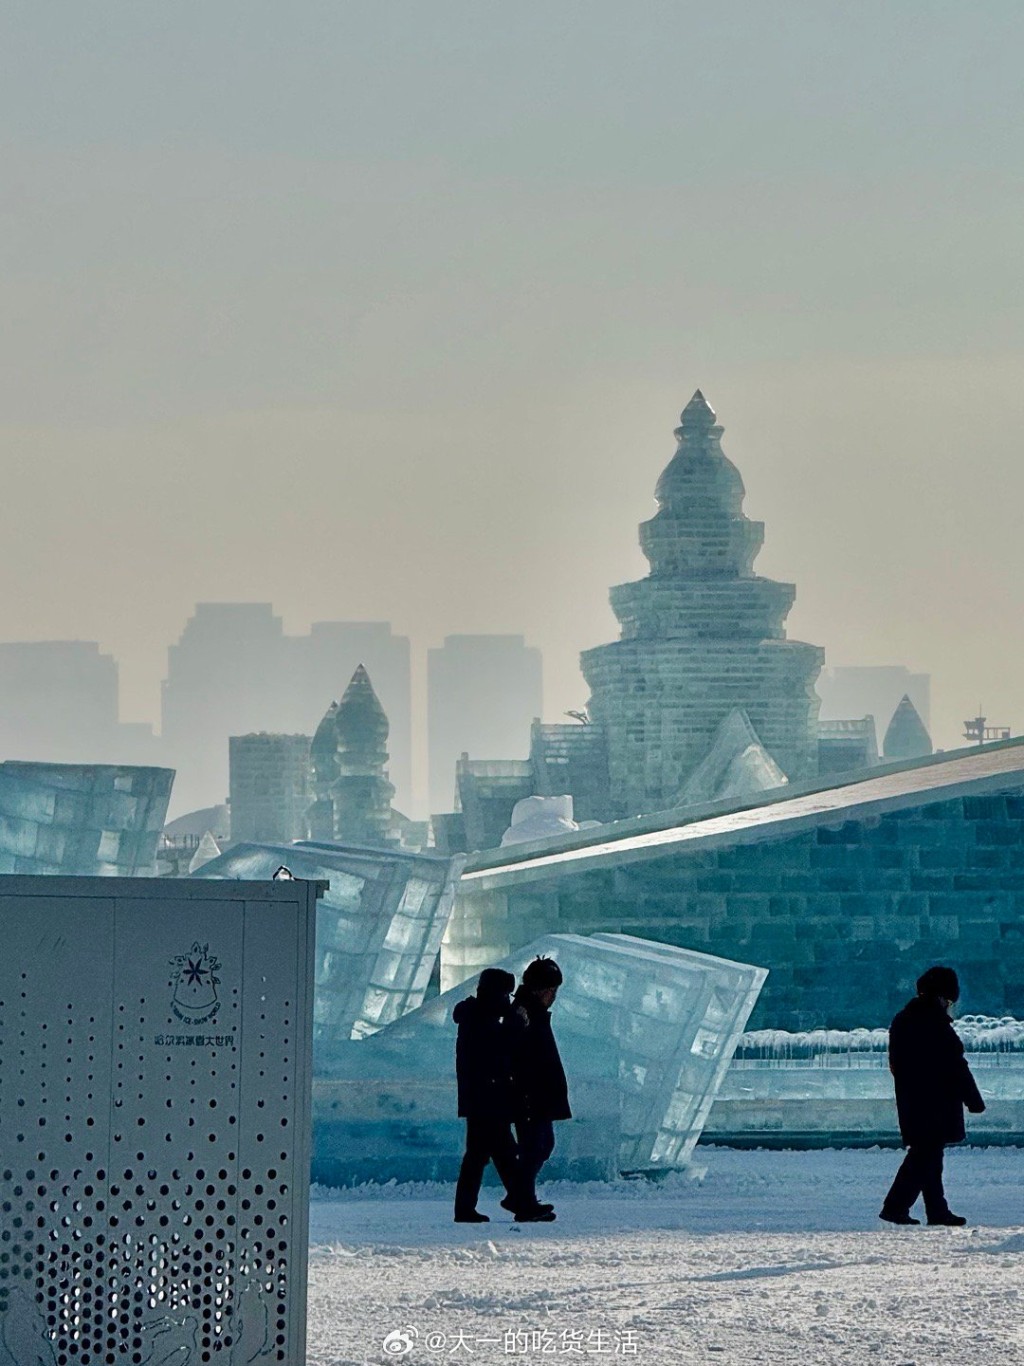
[188,830,221,873]
[675,388,718,434]
[883,695,933,761]
[336,664,390,772]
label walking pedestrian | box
[508,956,572,1217]
[880,965,986,1227]
[452,967,555,1224]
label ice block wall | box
[0,761,173,875]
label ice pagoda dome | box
[642,389,763,580]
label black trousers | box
[515,1119,556,1203]
[454,1116,528,1215]
[883,1142,949,1220]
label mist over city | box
[2,6,1023,1365]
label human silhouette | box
[510,956,572,1216]
[881,965,985,1227]
[452,967,555,1224]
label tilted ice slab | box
[190,840,465,1058]
[0,760,173,875]
[673,708,788,809]
[312,932,766,1185]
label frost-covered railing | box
[734,1014,1024,1066]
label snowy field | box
[306,1147,1024,1366]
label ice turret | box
[883,695,932,761]
[307,700,340,841]
[331,666,396,846]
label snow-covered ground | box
[306,1147,1024,1366]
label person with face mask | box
[880,965,986,1227]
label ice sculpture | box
[191,839,465,1055]
[673,708,787,808]
[187,829,221,872]
[704,1016,1024,1146]
[501,794,579,846]
[312,931,766,1185]
[0,760,173,875]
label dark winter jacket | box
[453,995,520,1120]
[889,995,985,1146]
[511,987,572,1123]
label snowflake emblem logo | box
[169,941,222,1024]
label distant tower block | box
[581,390,824,817]
[331,665,396,846]
[883,694,933,761]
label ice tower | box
[305,668,396,846]
[581,390,824,816]
[883,694,932,761]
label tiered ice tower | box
[581,389,823,817]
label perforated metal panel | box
[0,876,316,1366]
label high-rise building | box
[228,733,312,844]
[161,604,291,817]
[0,640,160,768]
[161,606,412,818]
[427,635,543,814]
[581,390,823,818]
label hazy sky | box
[3,1,1023,790]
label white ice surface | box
[306,1146,1024,1366]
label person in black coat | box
[511,956,572,1211]
[452,967,553,1224]
[881,965,986,1227]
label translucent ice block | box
[191,839,464,1058]
[0,761,173,875]
[312,931,767,1185]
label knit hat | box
[522,956,563,989]
[916,965,960,1003]
[477,967,516,999]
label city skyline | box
[2,5,1022,772]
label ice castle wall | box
[704,1017,1024,1146]
[447,741,1024,1029]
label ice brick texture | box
[0,761,173,875]
[581,390,822,817]
[449,738,1024,1030]
[191,840,464,1057]
[311,932,765,1185]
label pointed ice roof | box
[336,664,389,750]
[883,695,932,761]
[188,830,222,874]
[674,709,788,808]
[676,388,718,432]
